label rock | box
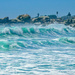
[32,16,50,23]
[3,17,9,21]
[9,19,18,23]
[0,17,9,23]
[0,19,3,23]
[61,16,72,20]
[73,25,75,27]
[32,17,43,23]
[17,14,31,22]
[70,24,75,27]
[42,16,50,22]
[48,15,57,19]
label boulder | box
[9,19,24,23]
[48,15,57,19]
[32,16,50,23]
[3,17,9,23]
[0,17,9,23]
[42,16,50,22]
[9,19,18,23]
[32,17,43,23]
[17,14,31,22]
[0,19,3,23]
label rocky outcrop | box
[61,16,72,21]
[0,14,31,24]
[32,16,50,23]
[0,19,3,23]
[70,24,75,27]
[0,17,9,23]
[9,19,18,23]
[32,17,43,23]
[0,14,75,28]
[17,14,31,23]
[48,15,57,19]
[65,18,75,27]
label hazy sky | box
[0,0,75,19]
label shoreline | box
[0,22,75,28]
[0,14,75,28]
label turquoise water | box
[0,24,75,75]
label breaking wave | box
[0,24,75,75]
[0,26,75,38]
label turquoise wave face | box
[0,24,75,50]
[0,37,75,50]
[0,25,75,38]
[0,24,75,75]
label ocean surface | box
[0,24,75,75]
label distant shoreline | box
[0,13,75,28]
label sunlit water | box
[0,24,75,75]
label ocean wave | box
[59,37,75,44]
[0,26,75,38]
[0,37,75,50]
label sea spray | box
[0,24,75,75]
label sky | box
[0,0,75,19]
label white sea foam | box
[0,24,75,75]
